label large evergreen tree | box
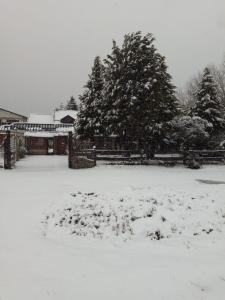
[103,32,178,153]
[193,67,224,133]
[77,56,105,138]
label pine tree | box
[103,32,178,153]
[77,56,105,138]
[66,96,78,110]
[193,67,224,133]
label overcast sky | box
[1,0,225,116]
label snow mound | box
[43,187,225,241]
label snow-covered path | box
[0,156,225,300]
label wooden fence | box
[79,148,225,166]
[188,150,225,163]
[67,134,225,168]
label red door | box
[56,136,68,155]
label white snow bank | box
[43,186,225,241]
[1,156,225,300]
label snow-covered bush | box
[42,188,225,241]
[169,116,211,150]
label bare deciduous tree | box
[209,56,225,107]
[176,73,201,113]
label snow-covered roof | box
[24,131,69,137]
[54,110,78,122]
[28,114,54,124]
[24,132,55,138]
[56,126,75,133]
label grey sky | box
[1,0,225,116]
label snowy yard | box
[1,156,225,300]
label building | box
[24,110,77,155]
[0,109,77,155]
[0,107,27,125]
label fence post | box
[140,149,143,165]
[68,131,73,168]
[4,131,12,169]
[93,146,96,166]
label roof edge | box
[0,107,27,119]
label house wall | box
[0,109,27,124]
[60,115,75,124]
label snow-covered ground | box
[0,156,225,300]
